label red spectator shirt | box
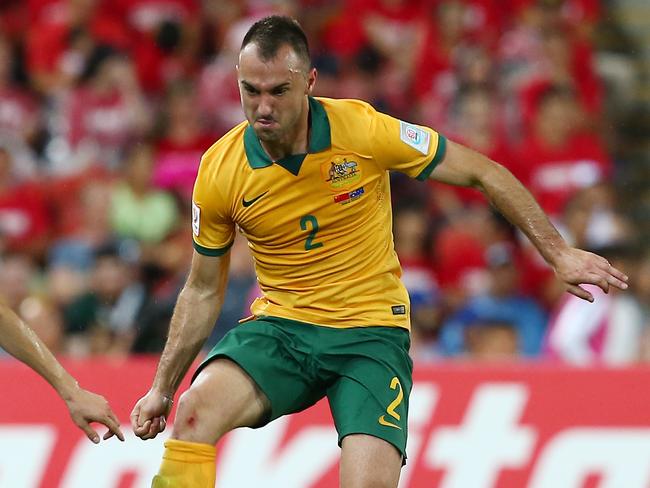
[514,133,612,217]
[153,134,214,199]
[66,87,136,152]
[27,14,130,77]
[108,0,198,33]
[321,0,426,59]
[0,181,50,251]
[110,0,200,93]
[433,224,486,290]
[0,87,38,141]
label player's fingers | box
[101,415,125,442]
[137,406,151,428]
[150,417,162,436]
[130,404,141,430]
[134,419,151,438]
[606,272,629,291]
[108,412,125,441]
[152,417,164,437]
[595,275,609,294]
[596,260,629,287]
[134,403,156,432]
[78,421,100,444]
[141,417,161,440]
[140,418,157,440]
[566,284,594,302]
[580,273,609,294]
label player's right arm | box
[131,249,230,440]
[0,304,124,443]
[429,140,628,301]
[364,103,628,301]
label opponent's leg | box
[340,434,403,488]
[152,358,270,488]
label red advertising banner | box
[0,358,649,488]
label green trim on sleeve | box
[416,135,447,181]
[193,239,234,257]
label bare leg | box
[150,359,269,487]
[340,434,403,488]
[171,358,270,443]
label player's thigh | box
[340,434,402,488]
[326,327,412,460]
[171,358,270,444]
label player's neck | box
[260,98,310,161]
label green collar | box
[243,96,331,176]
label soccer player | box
[130,15,628,488]
[0,304,124,443]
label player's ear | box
[306,68,317,94]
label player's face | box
[237,43,315,144]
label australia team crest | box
[321,156,362,191]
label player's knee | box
[173,390,199,428]
[171,386,235,444]
[171,389,212,441]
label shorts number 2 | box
[378,377,403,430]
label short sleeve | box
[191,161,235,256]
[370,109,447,180]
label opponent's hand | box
[552,247,629,302]
[130,389,173,440]
[65,388,125,444]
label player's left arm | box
[429,140,629,302]
[0,304,124,443]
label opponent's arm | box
[131,250,230,440]
[430,140,628,301]
[0,305,124,443]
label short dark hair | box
[241,15,310,70]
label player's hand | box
[65,388,125,444]
[552,247,629,302]
[130,389,173,440]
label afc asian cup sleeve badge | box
[400,121,431,155]
[191,201,201,237]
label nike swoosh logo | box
[242,190,269,207]
[378,415,402,430]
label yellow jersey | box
[192,97,446,330]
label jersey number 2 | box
[300,215,323,250]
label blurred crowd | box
[0,0,648,364]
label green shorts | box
[194,316,413,458]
